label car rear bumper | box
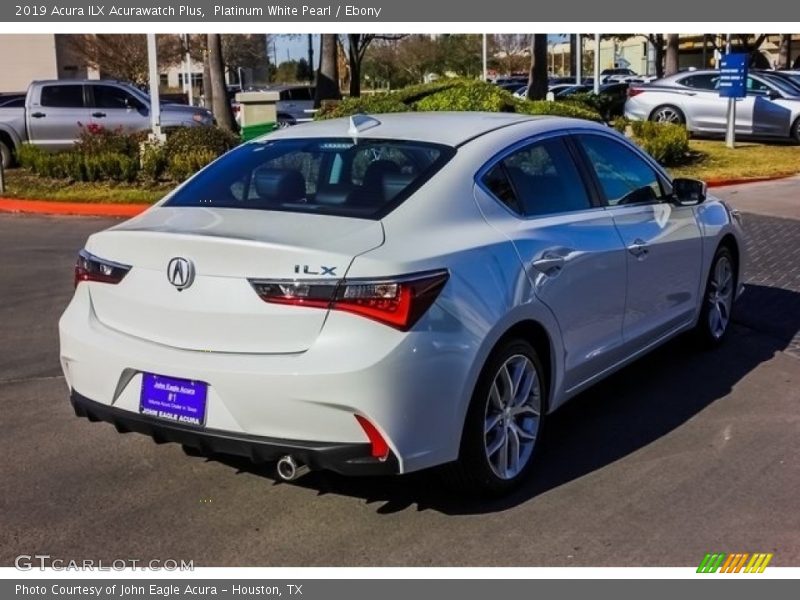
[70,390,400,476]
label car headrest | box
[363,160,401,190]
[382,172,415,202]
[314,185,351,206]
[253,168,306,204]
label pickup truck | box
[0,79,214,168]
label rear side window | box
[577,134,667,205]
[481,137,592,217]
[679,74,719,90]
[165,138,455,220]
[40,85,84,108]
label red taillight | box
[354,414,390,460]
[74,250,131,288]
[249,270,449,331]
[627,87,645,98]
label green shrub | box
[612,116,630,134]
[414,81,516,112]
[315,79,603,122]
[167,149,218,182]
[75,122,139,157]
[516,100,603,121]
[140,144,168,182]
[316,95,410,120]
[629,121,689,166]
[163,126,240,157]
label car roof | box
[259,111,576,147]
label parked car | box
[625,69,800,142]
[0,80,214,168]
[759,70,800,95]
[261,84,316,128]
[601,68,639,83]
[60,112,745,495]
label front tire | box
[694,246,737,347]
[452,339,545,496]
[791,117,800,144]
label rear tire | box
[694,245,737,347]
[0,139,12,170]
[650,104,685,126]
[450,339,546,496]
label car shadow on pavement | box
[208,284,800,515]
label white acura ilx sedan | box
[59,112,745,494]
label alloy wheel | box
[483,354,542,480]
[653,107,682,124]
[707,255,734,339]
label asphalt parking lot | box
[1,185,799,567]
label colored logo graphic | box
[697,553,773,573]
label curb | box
[706,173,799,188]
[0,198,148,218]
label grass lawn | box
[670,139,800,182]
[2,139,799,204]
[0,169,170,204]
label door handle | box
[531,254,566,275]
[92,112,107,118]
[30,112,46,118]
[627,238,649,258]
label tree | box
[65,34,183,85]
[527,35,549,101]
[491,34,530,75]
[344,34,407,97]
[315,34,341,107]
[207,34,236,132]
[440,35,483,78]
[274,60,299,83]
[777,34,792,69]
[222,34,269,81]
[665,34,680,76]
[296,58,312,82]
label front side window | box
[40,85,84,108]
[91,85,140,109]
[481,137,592,217]
[577,134,668,206]
[165,138,454,220]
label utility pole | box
[307,34,314,83]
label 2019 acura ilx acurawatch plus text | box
[59,112,746,495]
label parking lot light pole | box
[482,34,488,82]
[147,33,163,140]
[593,33,601,94]
[575,35,582,84]
[725,34,736,149]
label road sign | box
[718,53,748,98]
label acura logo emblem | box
[167,257,195,291]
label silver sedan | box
[625,69,800,142]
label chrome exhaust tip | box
[276,455,310,481]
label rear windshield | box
[164,137,455,219]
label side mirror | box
[671,178,706,206]
[768,90,781,100]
